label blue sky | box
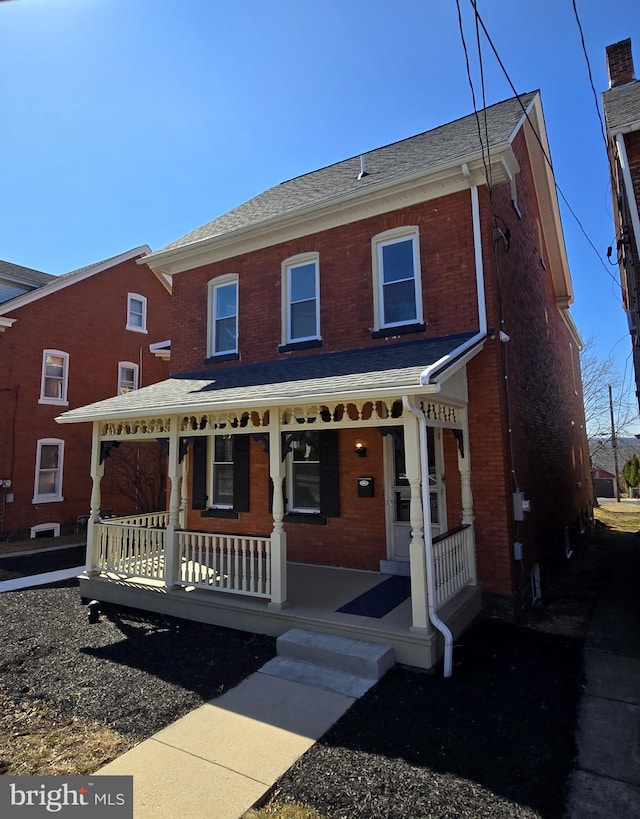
[2,0,640,423]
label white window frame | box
[371,227,423,331]
[33,438,64,503]
[209,434,234,509]
[207,274,239,357]
[287,431,321,513]
[282,253,320,345]
[118,361,139,394]
[39,350,69,406]
[126,293,148,333]
[30,522,61,539]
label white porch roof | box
[57,333,485,424]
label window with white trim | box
[118,362,139,394]
[33,439,64,503]
[288,431,321,512]
[127,293,147,332]
[211,435,234,508]
[208,276,238,356]
[39,350,69,405]
[30,522,61,539]
[283,254,320,344]
[372,228,423,331]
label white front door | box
[385,427,445,562]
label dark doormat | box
[336,575,411,618]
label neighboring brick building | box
[59,91,591,671]
[603,38,640,410]
[0,247,171,540]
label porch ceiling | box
[56,332,480,425]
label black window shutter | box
[319,429,340,517]
[233,434,250,512]
[192,437,208,510]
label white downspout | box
[420,164,487,386]
[409,164,488,677]
[403,395,454,677]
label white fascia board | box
[513,95,573,305]
[142,147,517,276]
[560,309,584,348]
[0,245,153,316]
[0,317,16,331]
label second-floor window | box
[209,277,238,356]
[283,254,319,344]
[39,350,69,405]
[118,362,139,394]
[127,293,147,332]
[373,228,422,331]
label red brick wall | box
[170,190,479,374]
[0,256,171,537]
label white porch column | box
[164,421,181,590]
[86,422,104,576]
[179,447,189,530]
[403,411,430,633]
[457,409,477,584]
[268,410,288,610]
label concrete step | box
[259,656,380,698]
[272,628,394,689]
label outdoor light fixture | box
[354,438,367,457]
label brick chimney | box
[606,38,635,88]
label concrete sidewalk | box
[97,669,356,819]
[566,533,640,817]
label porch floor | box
[80,561,481,670]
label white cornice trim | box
[0,316,16,332]
[0,246,154,316]
[140,147,518,275]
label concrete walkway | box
[566,533,640,817]
[97,670,356,819]
[0,565,84,592]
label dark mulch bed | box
[272,622,583,819]
[0,581,276,743]
[0,546,86,581]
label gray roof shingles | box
[158,92,537,253]
[603,80,640,132]
[58,333,477,422]
[0,259,55,288]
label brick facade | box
[0,254,171,539]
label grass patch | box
[244,802,327,819]
[595,501,640,533]
[0,692,132,775]
[0,533,85,557]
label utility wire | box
[468,0,620,288]
[571,0,608,150]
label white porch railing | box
[177,531,271,598]
[432,524,474,607]
[101,511,170,528]
[94,521,166,581]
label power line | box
[571,0,608,150]
[468,0,620,289]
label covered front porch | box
[81,512,480,669]
[59,333,486,670]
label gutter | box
[412,165,488,677]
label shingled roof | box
[603,79,640,132]
[158,91,537,254]
[0,259,55,288]
[57,333,479,423]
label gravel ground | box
[0,549,584,817]
[272,622,583,819]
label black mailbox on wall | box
[357,477,374,497]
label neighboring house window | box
[118,362,139,394]
[191,435,249,517]
[39,350,69,405]
[127,293,147,332]
[208,276,238,356]
[282,254,320,344]
[30,522,61,539]
[33,439,64,503]
[372,228,423,332]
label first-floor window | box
[289,431,321,511]
[33,439,64,503]
[212,435,234,507]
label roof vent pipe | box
[357,155,368,180]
